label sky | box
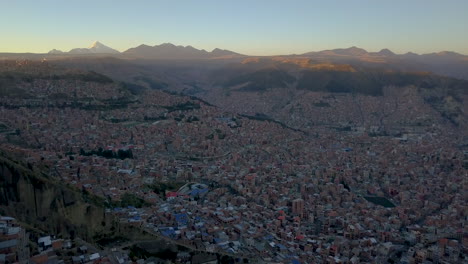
[1,0,468,55]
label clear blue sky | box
[1,0,467,55]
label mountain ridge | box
[40,42,468,59]
[122,43,242,59]
[49,41,120,54]
[11,42,468,80]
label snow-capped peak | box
[88,41,103,49]
[48,41,120,54]
[86,41,120,54]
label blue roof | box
[190,188,209,196]
[276,243,287,250]
[174,213,189,225]
[291,260,301,264]
[161,228,175,237]
[220,244,229,249]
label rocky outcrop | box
[0,153,116,241]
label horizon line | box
[1,41,467,57]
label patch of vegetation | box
[240,113,307,134]
[174,114,185,122]
[0,123,8,131]
[188,96,215,107]
[95,235,129,247]
[108,118,129,123]
[186,116,199,122]
[163,101,200,112]
[116,193,149,208]
[81,188,106,207]
[149,181,186,197]
[364,196,396,208]
[129,245,178,261]
[143,115,167,122]
[335,126,352,132]
[79,148,133,160]
[368,131,389,137]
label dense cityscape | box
[0,59,466,263]
[1,2,468,263]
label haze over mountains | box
[43,41,467,61]
[45,41,467,57]
[37,42,468,130]
[0,41,457,81]
[123,43,242,59]
[1,42,468,264]
[48,41,120,54]
[47,41,242,59]
[3,41,468,127]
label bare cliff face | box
[0,153,116,241]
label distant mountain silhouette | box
[49,41,119,54]
[375,48,395,56]
[419,51,465,62]
[5,42,466,81]
[48,49,64,54]
[297,46,468,80]
[302,46,466,61]
[123,43,243,59]
[303,46,369,57]
[211,48,242,57]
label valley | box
[0,55,466,263]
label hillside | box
[0,151,116,241]
[0,55,467,263]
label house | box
[78,245,88,253]
[30,253,49,264]
[52,239,64,250]
[0,239,17,254]
[38,236,52,252]
[89,253,101,261]
[63,240,73,249]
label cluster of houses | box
[0,62,466,263]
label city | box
[0,59,466,263]
[1,1,467,263]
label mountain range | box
[0,41,464,81]
[48,41,242,59]
[123,43,242,59]
[45,41,468,61]
[49,41,120,54]
[2,41,468,132]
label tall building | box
[292,198,304,218]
